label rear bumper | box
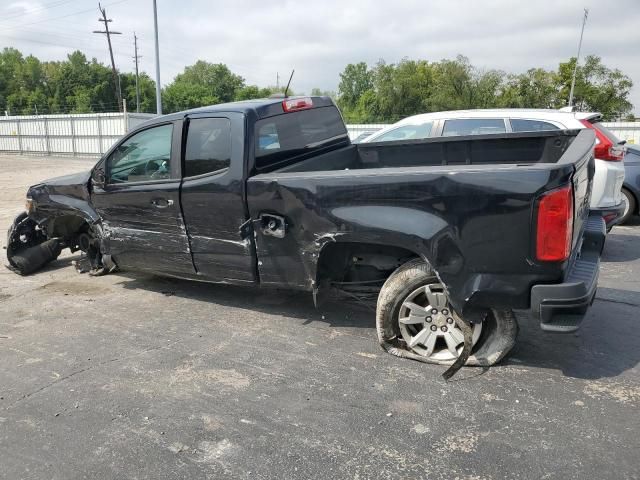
[530,214,605,333]
[591,201,626,229]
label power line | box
[2,0,129,30]
[93,3,123,112]
[0,0,80,25]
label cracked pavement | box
[0,155,639,479]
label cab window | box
[107,124,173,183]
[442,118,506,136]
[184,118,231,177]
[510,119,559,132]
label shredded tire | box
[376,258,518,366]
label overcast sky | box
[1,0,638,114]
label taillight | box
[282,97,313,112]
[579,119,624,161]
[536,185,574,262]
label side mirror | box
[92,168,106,188]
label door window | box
[184,118,232,177]
[374,122,433,142]
[511,119,560,132]
[442,118,505,136]
[107,124,173,183]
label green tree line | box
[0,48,288,115]
[0,47,634,121]
[337,55,634,122]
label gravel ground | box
[0,154,639,480]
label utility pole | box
[276,72,280,90]
[93,3,123,112]
[133,32,141,113]
[152,0,162,114]
[568,8,589,108]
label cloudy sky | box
[1,0,638,113]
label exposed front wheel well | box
[47,215,90,240]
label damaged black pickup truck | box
[7,96,605,371]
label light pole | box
[568,8,589,108]
[153,0,162,115]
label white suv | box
[362,109,626,227]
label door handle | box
[151,198,174,208]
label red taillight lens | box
[579,119,624,161]
[282,97,313,112]
[536,185,574,262]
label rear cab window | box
[442,118,506,136]
[255,106,348,170]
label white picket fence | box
[0,113,637,157]
[0,112,155,156]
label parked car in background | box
[621,144,640,224]
[350,130,378,143]
[362,109,627,228]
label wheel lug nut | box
[431,308,438,314]
[442,309,449,315]
[441,326,447,332]
[430,325,437,331]
[426,316,432,322]
[447,317,453,324]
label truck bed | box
[276,130,580,173]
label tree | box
[498,68,560,109]
[557,55,633,120]
[337,62,374,117]
[163,61,245,112]
[235,85,273,101]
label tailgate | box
[559,129,597,256]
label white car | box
[362,109,626,227]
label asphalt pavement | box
[0,155,638,480]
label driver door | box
[92,120,195,275]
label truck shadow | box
[506,287,640,380]
[115,273,639,380]
[116,272,376,330]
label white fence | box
[0,114,637,157]
[347,122,640,144]
[0,112,155,157]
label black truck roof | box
[138,96,336,128]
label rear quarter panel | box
[247,163,575,313]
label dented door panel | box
[180,112,256,283]
[91,119,194,275]
[92,181,194,274]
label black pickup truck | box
[7,96,604,369]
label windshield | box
[255,106,348,170]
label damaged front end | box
[6,210,117,276]
[6,170,118,276]
[6,212,62,275]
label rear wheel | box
[376,258,518,366]
[619,188,636,225]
